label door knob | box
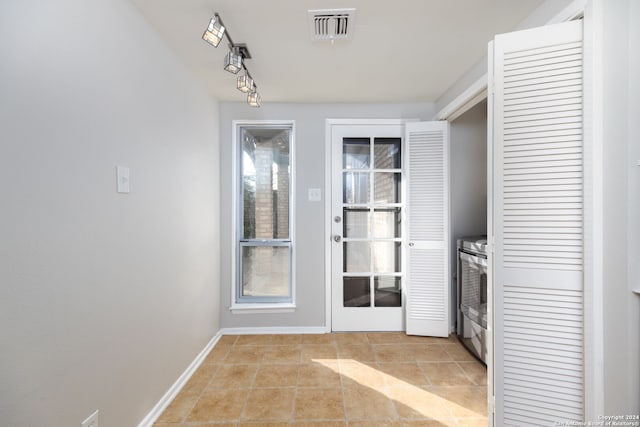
[334,216,342,223]
[333,235,342,243]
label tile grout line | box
[291,341,302,425]
[290,350,301,425]
[454,360,479,386]
[222,337,248,426]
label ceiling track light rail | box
[202,13,261,107]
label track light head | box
[248,91,261,107]
[237,74,255,93]
[202,16,225,47]
[224,48,243,74]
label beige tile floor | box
[154,332,487,427]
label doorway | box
[329,121,405,331]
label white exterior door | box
[490,20,585,426]
[330,122,405,331]
[404,121,450,337]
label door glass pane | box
[374,276,401,307]
[373,242,401,273]
[343,277,371,307]
[241,246,290,297]
[343,138,370,169]
[344,208,369,238]
[343,241,370,272]
[374,173,400,204]
[343,172,370,204]
[373,208,401,238]
[374,138,401,169]
[242,128,290,239]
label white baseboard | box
[137,330,222,427]
[220,326,329,335]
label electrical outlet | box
[81,410,99,427]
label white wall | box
[0,1,220,425]
[601,0,640,415]
[219,102,435,330]
[449,100,488,329]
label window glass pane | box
[374,138,401,169]
[344,208,370,238]
[241,246,290,297]
[343,138,370,169]
[343,172,370,204]
[373,208,401,238]
[343,277,371,307]
[374,276,401,307]
[373,242,401,273]
[374,172,400,204]
[242,128,290,239]
[343,241,370,272]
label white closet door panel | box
[407,246,446,321]
[492,20,584,426]
[405,121,449,337]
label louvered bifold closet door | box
[492,20,584,426]
[405,121,449,337]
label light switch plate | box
[308,188,321,202]
[116,166,130,194]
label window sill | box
[230,303,296,314]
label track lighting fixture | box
[202,13,261,107]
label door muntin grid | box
[342,137,403,308]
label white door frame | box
[324,119,417,332]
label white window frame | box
[230,120,296,313]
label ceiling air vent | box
[308,8,356,41]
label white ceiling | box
[132,0,544,103]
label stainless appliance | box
[457,236,488,364]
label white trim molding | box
[435,75,488,121]
[220,326,329,335]
[582,0,605,419]
[324,119,333,333]
[137,331,222,427]
[229,303,296,314]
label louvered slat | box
[502,285,584,423]
[408,131,445,241]
[502,31,583,270]
[405,121,449,337]
[493,20,584,426]
[408,248,445,320]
